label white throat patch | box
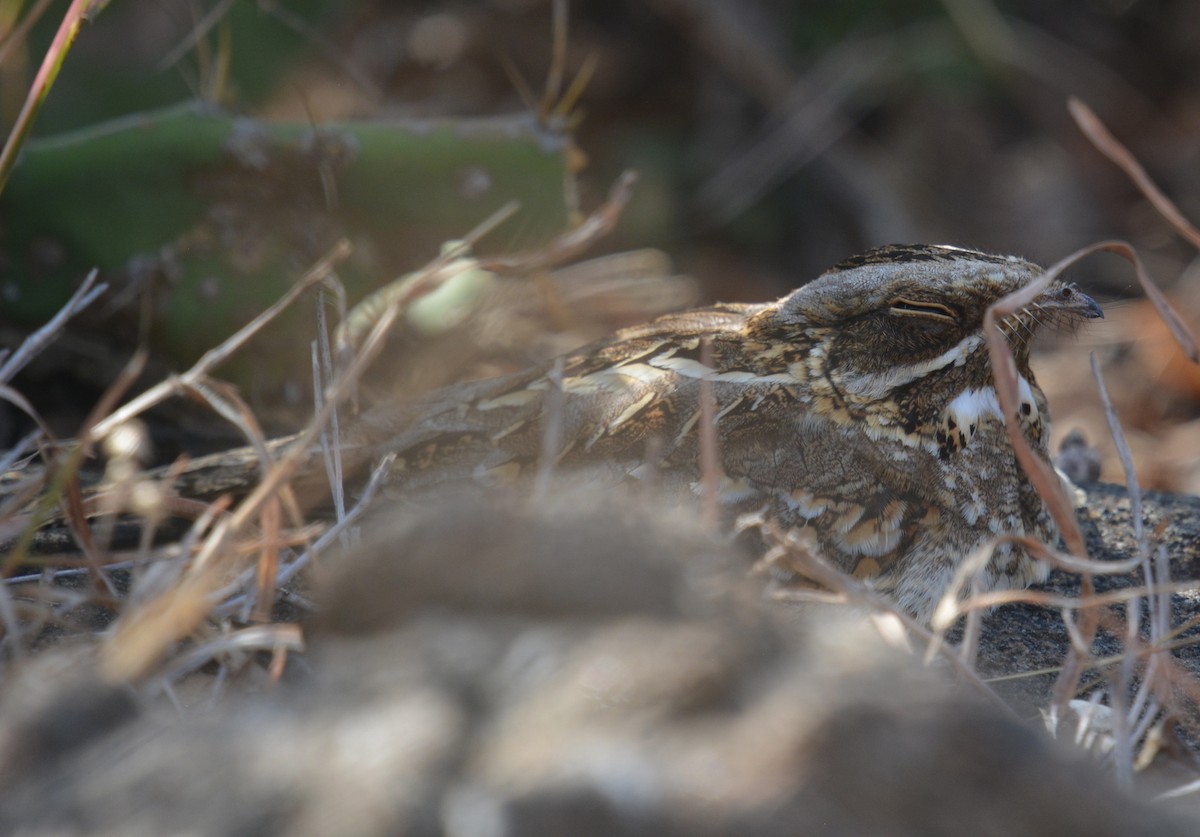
[942,375,1038,453]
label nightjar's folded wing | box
[360,302,768,489]
[168,304,764,504]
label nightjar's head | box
[774,244,1103,398]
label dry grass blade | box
[279,453,392,583]
[985,264,1082,557]
[926,533,1144,633]
[102,571,216,681]
[1088,347,1169,775]
[215,289,403,546]
[983,238,1196,723]
[183,376,304,527]
[78,349,149,453]
[153,195,540,647]
[91,238,353,441]
[2,349,146,577]
[0,384,55,442]
[251,498,282,624]
[99,298,399,681]
[155,0,236,73]
[258,0,383,104]
[552,52,598,123]
[95,197,526,681]
[1111,597,1139,789]
[953,579,1200,615]
[541,0,569,117]
[985,239,1197,558]
[958,592,983,669]
[484,170,638,273]
[0,0,55,67]
[1157,776,1200,801]
[642,0,791,103]
[1090,353,1146,558]
[313,285,347,522]
[186,378,274,473]
[991,535,1143,581]
[0,0,106,195]
[1069,98,1200,251]
[57,460,117,599]
[212,454,394,621]
[125,496,231,607]
[313,342,346,521]
[0,430,41,476]
[532,359,566,501]
[155,623,304,685]
[698,337,721,529]
[0,268,104,383]
[697,34,889,222]
[60,349,150,595]
[1103,242,1196,362]
[989,634,1200,685]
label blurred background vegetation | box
[1,0,1198,484]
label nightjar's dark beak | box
[1045,284,1104,320]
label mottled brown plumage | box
[347,244,1102,618]
[181,244,1103,619]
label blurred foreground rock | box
[0,484,1195,835]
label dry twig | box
[1069,98,1200,252]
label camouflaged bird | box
[183,244,1103,619]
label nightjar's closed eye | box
[887,298,957,322]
